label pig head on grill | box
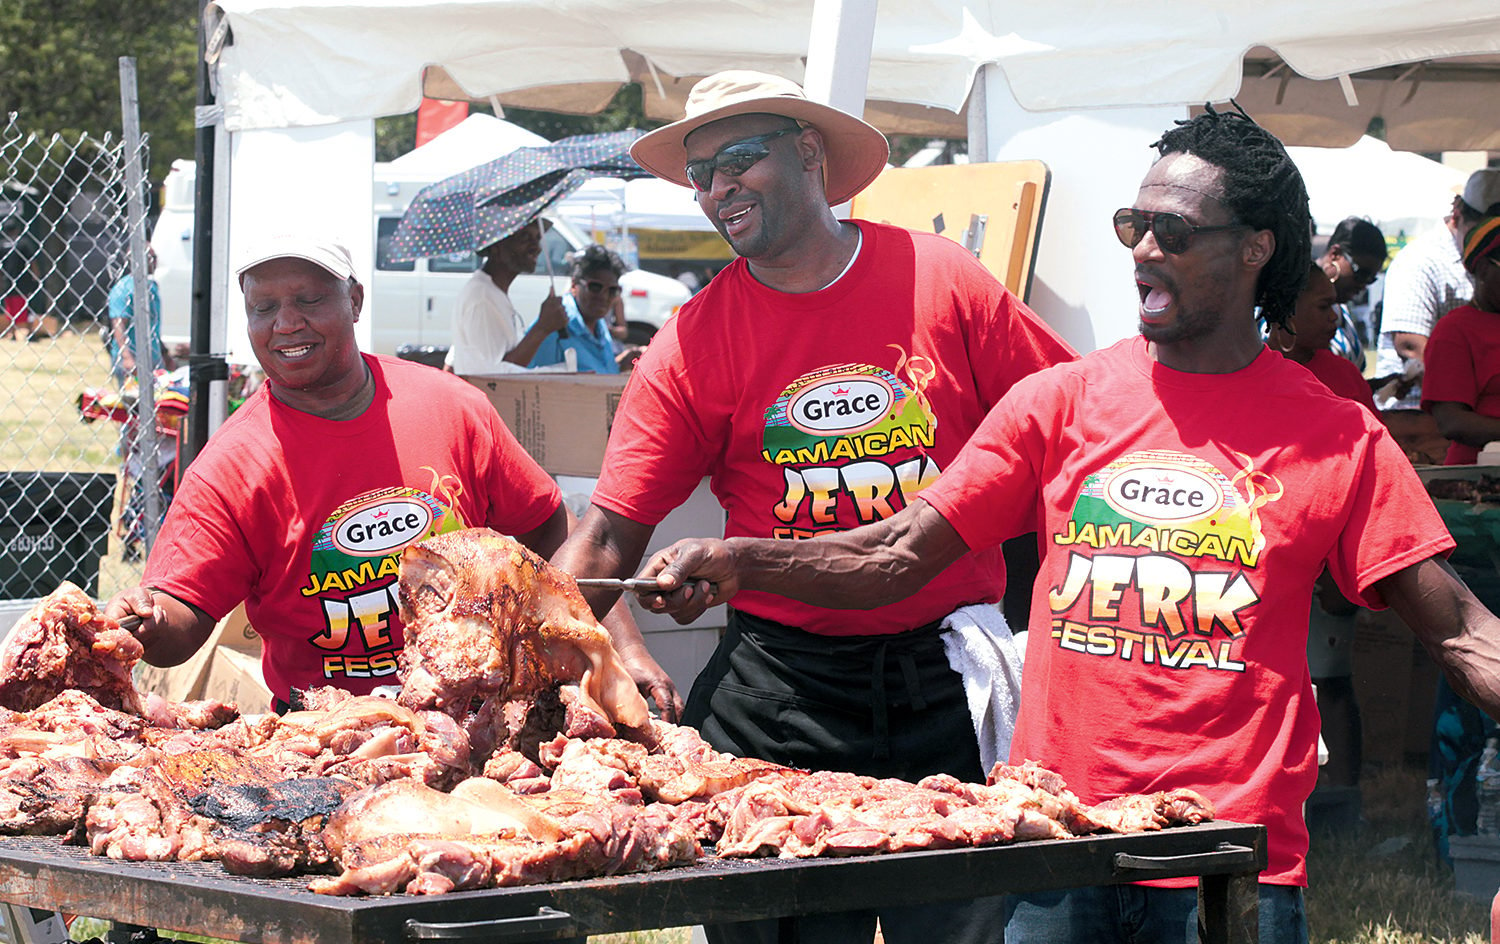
[395,529,649,733]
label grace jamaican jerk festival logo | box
[759,352,940,537]
[1048,450,1284,672]
[299,468,470,679]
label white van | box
[151,161,690,355]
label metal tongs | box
[572,577,667,592]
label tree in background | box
[0,0,199,171]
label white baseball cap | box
[1462,169,1500,216]
[235,232,357,282]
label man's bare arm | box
[1377,556,1500,719]
[552,505,682,718]
[514,503,571,560]
[1430,402,1500,452]
[638,500,971,622]
[104,587,217,668]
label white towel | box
[940,603,1025,774]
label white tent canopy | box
[1288,135,1469,239]
[556,177,712,234]
[381,113,547,180]
[209,0,1500,149]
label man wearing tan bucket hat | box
[555,72,1076,943]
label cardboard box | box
[202,647,271,716]
[136,602,268,711]
[465,373,629,477]
[1449,835,1500,900]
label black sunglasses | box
[684,127,800,193]
[579,279,621,298]
[1344,253,1384,284]
[1113,208,1249,255]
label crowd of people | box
[100,66,1500,944]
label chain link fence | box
[0,112,164,604]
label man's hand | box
[536,290,568,335]
[615,346,643,371]
[636,539,737,624]
[104,586,162,638]
[102,586,215,668]
[615,637,685,722]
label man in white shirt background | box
[446,218,569,375]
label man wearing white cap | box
[1373,168,1500,459]
[554,71,1075,944]
[107,233,568,711]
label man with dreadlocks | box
[634,107,1500,943]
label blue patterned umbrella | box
[386,129,648,263]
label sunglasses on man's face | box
[684,127,800,193]
[579,280,621,298]
[1112,208,1250,255]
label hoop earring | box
[1271,327,1296,353]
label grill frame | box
[0,822,1265,943]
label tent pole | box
[183,0,227,476]
[803,0,877,217]
[967,67,991,164]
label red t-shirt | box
[1299,348,1377,414]
[922,337,1453,886]
[146,354,561,702]
[1421,304,1500,465]
[593,220,1076,635]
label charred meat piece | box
[0,583,144,713]
[186,777,359,830]
[0,756,121,835]
[395,529,649,732]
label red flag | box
[415,98,470,147]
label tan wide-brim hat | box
[630,71,890,205]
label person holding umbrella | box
[384,130,650,375]
[447,217,570,374]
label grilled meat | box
[0,583,144,713]
[394,529,650,736]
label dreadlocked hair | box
[1152,103,1311,329]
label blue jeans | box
[1006,883,1306,944]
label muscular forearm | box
[503,323,553,366]
[652,501,970,612]
[552,506,657,620]
[1432,404,1500,450]
[1379,557,1500,719]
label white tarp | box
[209,0,1500,148]
[557,177,711,234]
[382,113,548,180]
[1287,135,1469,238]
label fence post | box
[116,57,162,554]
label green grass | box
[0,324,156,598]
[1305,764,1489,943]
